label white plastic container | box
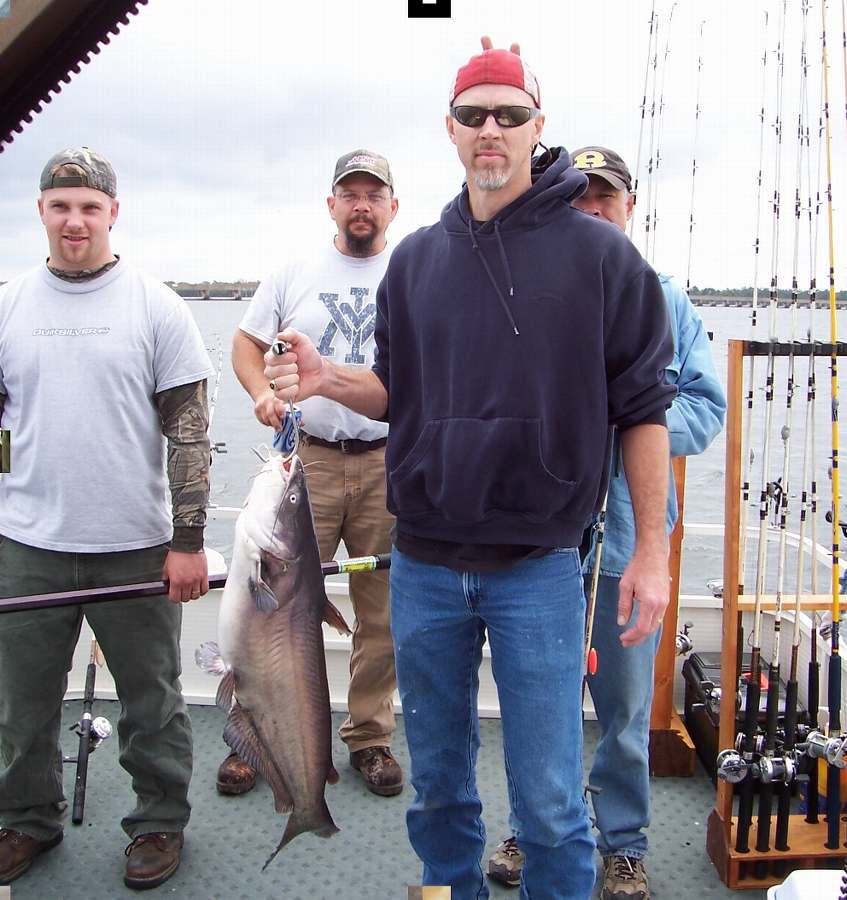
[766,869,842,899]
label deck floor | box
[9,700,767,900]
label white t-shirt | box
[0,259,215,552]
[239,242,390,442]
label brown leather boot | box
[216,751,257,795]
[123,831,183,890]
[0,828,62,884]
[349,746,404,797]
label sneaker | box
[216,751,257,795]
[124,831,183,890]
[601,855,649,900]
[349,746,403,796]
[487,835,523,887]
[0,828,63,884]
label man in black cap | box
[0,148,214,889]
[225,149,404,798]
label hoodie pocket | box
[390,417,577,525]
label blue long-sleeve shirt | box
[588,274,726,577]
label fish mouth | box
[262,550,301,567]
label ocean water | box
[189,300,847,598]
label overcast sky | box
[1,0,846,291]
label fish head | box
[241,453,314,561]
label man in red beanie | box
[265,42,674,900]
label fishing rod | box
[739,11,771,596]
[62,638,113,826]
[821,0,843,850]
[647,1,678,265]
[0,554,393,615]
[803,63,826,827]
[685,19,705,294]
[641,13,661,258]
[207,334,227,458]
[583,497,605,685]
[752,2,790,863]
[629,2,657,241]
[770,19,813,848]
[731,1,789,858]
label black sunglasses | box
[450,105,539,128]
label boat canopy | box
[0,0,148,152]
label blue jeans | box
[586,573,660,859]
[390,548,596,900]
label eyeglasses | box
[450,105,539,128]
[335,191,391,205]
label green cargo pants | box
[0,535,193,841]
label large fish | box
[196,453,350,869]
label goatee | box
[473,170,510,191]
[342,221,377,257]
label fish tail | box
[260,803,339,872]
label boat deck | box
[9,700,767,900]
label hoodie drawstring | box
[467,217,520,336]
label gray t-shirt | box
[0,259,214,552]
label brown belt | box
[300,431,387,455]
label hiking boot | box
[349,746,403,796]
[601,855,649,900]
[216,751,257,795]
[487,835,523,887]
[124,831,184,890]
[0,828,62,884]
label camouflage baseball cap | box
[332,149,393,190]
[572,146,632,193]
[39,147,117,197]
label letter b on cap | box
[408,0,451,17]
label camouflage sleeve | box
[154,379,211,553]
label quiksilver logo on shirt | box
[32,327,111,336]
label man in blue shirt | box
[487,145,726,900]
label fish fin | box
[322,600,352,636]
[326,764,340,785]
[261,803,339,871]
[195,641,229,676]
[248,572,280,612]
[223,703,294,814]
[215,669,236,711]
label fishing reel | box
[758,752,798,785]
[735,730,767,756]
[801,730,847,768]
[70,715,113,753]
[675,621,694,656]
[716,749,749,784]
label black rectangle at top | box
[408,0,451,18]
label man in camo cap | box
[39,146,118,197]
[0,147,214,890]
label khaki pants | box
[0,536,192,841]
[300,440,396,752]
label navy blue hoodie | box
[372,148,676,549]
